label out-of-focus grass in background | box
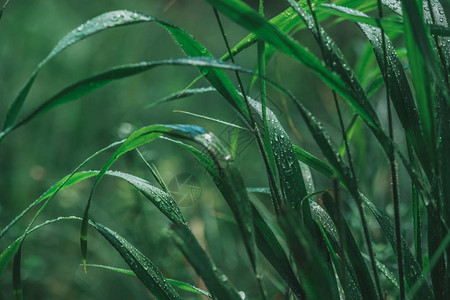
[0,0,438,299]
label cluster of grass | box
[1,0,449,299]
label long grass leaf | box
[310,201,362,300]
[146,87,216,109]
[251,202,305,298]
[0,58,251,142]
[2,10,154,130]
[321,192,379,299]
[84,264,213,298]
[169,225,242,299]
[361,193,434,299]
[279,210,339,300]
[91,222,181,300]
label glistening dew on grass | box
[0,0,449,299]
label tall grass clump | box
[1,0,449,299]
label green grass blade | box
[279,210,339,300]
[310,201,362,300]
[165,279,212,298]
[251,202,305,298]
[316,4,450,37]
[426,207,446,300]
[169,225,242,300]
[84,264,212,298]
[136,149,170,193]
[1,58,253,142]
[12,246,22,300]
[173,110,247,130]
[361,254,400,289]
[360,193,434,300]
[407,141,423,267]
[146,87,216,108]
[293,145,334,179]
[91,221,181,300]
[2,10,153,130]
[0,239,20,276]
[321,192,379,300]
[107,170,187,226]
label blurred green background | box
[0,0,421,299]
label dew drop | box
[131,12,140,20]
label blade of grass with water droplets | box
[2,10,154,131]
[1,58,252,142]
[360,193,434,299]
[310,200,362,300]
[321,192,379,300]
[293,145,334,179]
[136,149,170,193]
[280,210,340,300]
[146,87,216,108]
[91,221,181,300]
[361,254,400,290]
[84,264,212,297]
[169,225,242,300]
[251,202,305,298]
[108,170,187,227]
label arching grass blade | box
[2,10,154,131]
